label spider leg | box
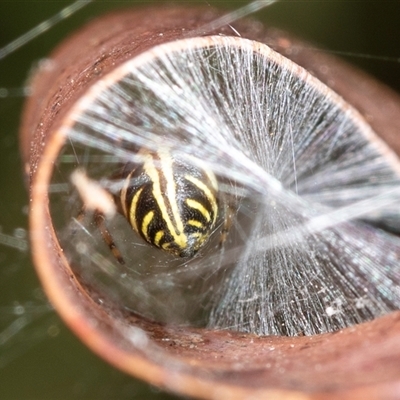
[219,202,234,248]
[94,210,125,265]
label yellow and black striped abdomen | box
[119,150,218,258]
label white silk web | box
[52,35,400,336]
[1,4,400,390]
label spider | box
[82,148,231,263]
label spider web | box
[1,0,400,398]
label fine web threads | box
[0,3,399,397]
[55,35,400,336]
[0,0,93,60]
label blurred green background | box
[0,1,399,399]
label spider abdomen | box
[120,150,218,257]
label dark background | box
[0,1,399,399]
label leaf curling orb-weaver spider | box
[112,148,220,259]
